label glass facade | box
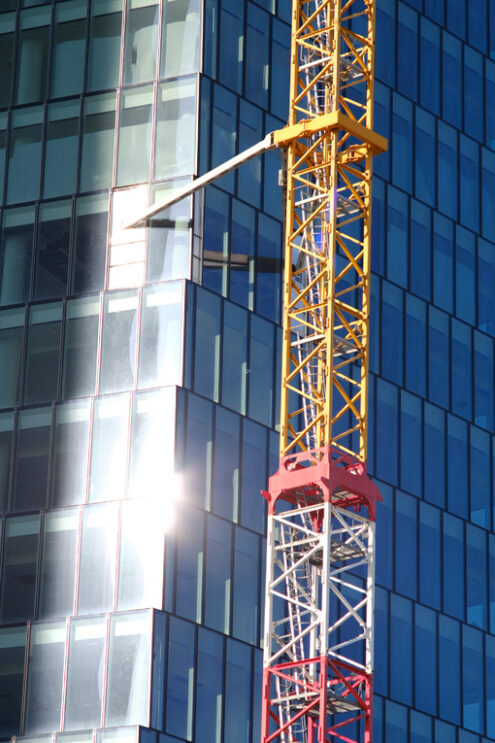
[0,1,493,743]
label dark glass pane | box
[15,8,50,105]
[13,408,52,512]
[7,107,43,205]
[419,502,441,610]
[222,302,248,413]
[196,628,223,743]
[51,0,86,98]
[87,0,123,92]
[395,489,417,598]
[0,15,15,108]
[256,213,282,323]
[73,194,108,294]
[0,626,26,738]
[415,605,437,716]
[0,308,25,409]
[194,287,221,400]
[34,201,72,300]
[0,514,40,622]
[224,639,251,743]
[204,514,232,633]
[462,625,484,733]
[166,616,195,740]
[233,526,259,644]
[212,407,240,520]
[245,4,269,108]
[63,296,100,400]
[390,595,412,705]
[0,206,34,305]
[24,302,62,405]
[43,102,80,199]
[230,199,256,309]
[443,513,465,620]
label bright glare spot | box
[139,472,182,535]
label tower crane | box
[126,1,387,741]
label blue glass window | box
[415,604,437,717]
[381,281,403,385]
[460,136,480,233]
[386,186,408,289]
[263,113,284,220]
[87,0,122,92]
[7,106,43,205]
[205,514,232,633]
[392,94,413,194]
[213,406,240,520]
[424,403,446,508]
[446,0,466,39]
[468,0,487,52]
[371,178,385,276]
[428,307,450,410]
[376,482,393,590]
[183,393,213,509]
[245,4,269,108]
[451,319,472,420]
[447,415,468,520]
[411,710,432,743]
[433,213,454,314]
[405,294,426,397]
[370,275,380,374]
[194,288,221,401]
[443,513,465,620]
[487,634,495,738]
[397,5,418,100]
[400,392,422,498]
[415,109,436,206]
[248,315,274,427]
[376,379,398,486]
[442,32,462,128]
[375,0,396,88]
[256,213,282,323]
[479,237,495,335]
[395,489,418,597]
[438,615,461,725]
[224,639,251,743]
[490,534,495,635]
[240,418,267,534]
[464,48,484,142]
[481,148,495,241]
[424,0,444,25]
[203,187,229,295]
[375,587,389,696]
[419,502,441,610]
[474,332,495,432]
[374,84,390,181]
[389,595,412,705]
[462,625,484,733]
[470,426,491,527]
[486,60,495,149]
[166,617,195,741]
[419,17,440,115]
[466,524,488,629]
[455,226,476,325]
[233,527,260,644]
[212,84,237,193]
[175,504,204,623]
[219,0,244,94]
[410,199,431,301]
[222,302,248,413]
[238,103,262,208]
[196,629,223,743]
[437,121,458,220]
[271,19,290,120]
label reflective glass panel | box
[100,291,138,394]
[248,315,274,427]
[73,194,108,294]
[124,0,159,85]
[105,611,152,727]
[0,307,25,409]
[34,201,72,299]
[24,621,66,734]
[65,617,106,731]
[63,296,100,400]
[161,0,201,79]
[7,106,43,205]
[175,503,204,622]
[138,282,183,389]
[38,509,78,619]
[51,0,87,98]
[87,0,123,92]
[78,502,119,615]
[0,206,34,305]
[80,93,116,192]
[155,77,197,179]
[13,408,52,512]
[166,616,195,740]
[212,406,240,520]
[0,412,13,513]
[51,399,91,507]
[89,394,130,502]
[233,526,259,644]
[117,86,153,186]
[43,102,80,199]
[15,7,50,105]
[224,639,251,743]
[204,514,232,633]
[196,628,223,743]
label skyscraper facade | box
[0,2,493,743]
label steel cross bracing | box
[262,2,385,743]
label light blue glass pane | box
[385,699,407,743]
[161,0,201,79]
[123,1,158,84]
[435,720,456,743]
[230,200,255,311]
[87,0,123,92]
[80,93,116,192]
[138,282,184,389]
[51,1,87,98]
[411,710,432,743]
[240,418,267,534]
[24,621,66,734]
[99,290,138,394]
[117,86,153,186]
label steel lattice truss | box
[262,2,385,742]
